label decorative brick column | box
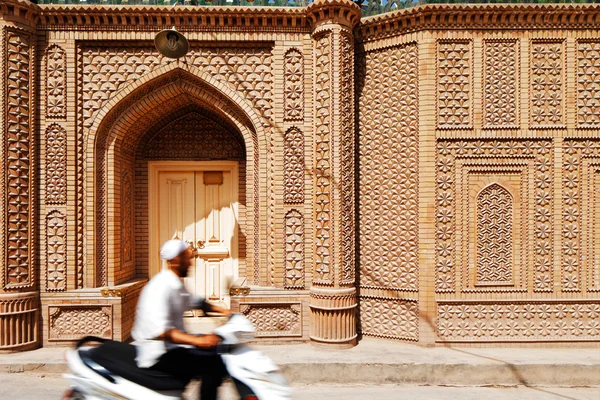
[307,0,360,348]
[0,0,40,352]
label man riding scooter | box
[131,239,232,400]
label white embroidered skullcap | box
[160,240,190,261]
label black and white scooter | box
[63,314,291,400]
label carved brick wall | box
[357,42,419,341]
[577,40,600,127]
[2,28,35,290]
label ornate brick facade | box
[1,1,600,351]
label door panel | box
[151,163,238,308]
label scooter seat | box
[82,339,188,391]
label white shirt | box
[131,269,200,368]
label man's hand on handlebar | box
[194,334,221,349]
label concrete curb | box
[280,363,600,387]
[2,361,600,387]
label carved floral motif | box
[483,40,518,127]
[4,29,33,289]
[437,302,600,341]
[46,211,67,291]
[283,127,304,204]
[358,43,419,292]
[476,184,513,285]
[438,40,471,128]
[313,32,333,285]
[530,40,564,127]
[284,210,304,289]
[283,49,304,121]
[436,140,553,293]
[45,44,66,119]
[49,306,112,340]
[45,124,67,205]
[240,304,301,337]
[577,41,600,127]
[360,297,418,341]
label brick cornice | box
[36,4,309,33]
[358,4,600,43]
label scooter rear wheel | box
[62,388,85,400]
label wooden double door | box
[149,162,239,307]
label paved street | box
[1,372,598,400]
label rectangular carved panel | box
[239,303,301,337]
[283,48,304,122]
[45,44,66,119]
[360,297,418,341]
[530,40,565,128]
[3,28,34,289]
[437,40,472,129]
[358,43,419,292]
[436,140,553,293]
[437,301,600,342]
[483,39,519,128]
[45,124,67,205]
[46,210,67,291]
[283,127,304,204]
[284,210,304,289]
[313,32,333,285]
[563,139,600,292]
[48,306,112,341]
[577,40,600,128]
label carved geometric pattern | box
[530,40,565,127]
[4,29,33,289]
[283,127,304,204]
[437,302,600,341]
[476,184,513,285]
[46,211,67,291]
[339,30,356,286]
[483,40,518,128]
[45,124,67,205]
[45,44,66,119]
[283,48,304,121]
[240,303,301,337]
[80,46,272,132]
[49,306,112,340]
[360,297,419,341]
[358,43,419,292]
[577,41,600,127]
[562,139,600,292]
[313,32,333,285]
[142,112,245,160]
[438,40,471,128]
[284,210,304,289]
[436,140,553,293]
[121,171,133,265]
